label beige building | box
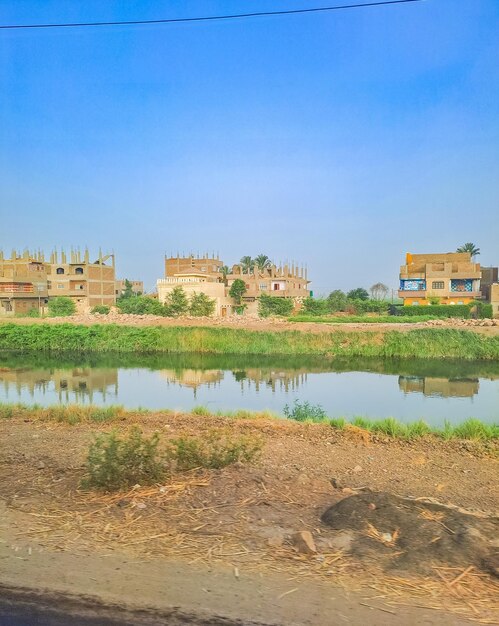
[158,255,311,316]
[47,249,116,311]
[398,252,481,306]
[115,279,144,297]
[0,250,48,316]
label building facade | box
[115,279,144,297]
[158,255,311,316]
[398,252,481,306]
[47,249,116,311]
[0,250,49,316]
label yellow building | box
[398,252,481,306]
[0,250,48,316]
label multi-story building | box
[157,255,311,316]
[0,250,48,316]
[480,267,498,303]
[490,284,499,319]
[165,254,223,280]
[115,279,144,297]
[226,262,310,301]
[398,252,481,306]
[47,249,116,311]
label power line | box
[0,0,424,31]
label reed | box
[0,323,497,360]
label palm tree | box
[254,254,272,271]
[240,256,254,274]
[219,265,230,286]
[457,243,480,259]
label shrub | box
[48,297,76,317]
[391,304,472,319]
[117,296,166,316]
[189,292,216,317]
[258,294,294,317]
[474,302,493,319]
[301,297,329,316]
[164,286,189,317]
[327,290,348,312]
[229,279,247,304]
[168,430,263,470]
[283,400,328,422]
[16,308,41,318]
[82,427,165,491]
[347,288,369,301]
[91,305,110,315]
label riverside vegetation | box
[1,402,497,441]
[0,323,498,359]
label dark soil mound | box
[321,492,499,576]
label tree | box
[164,286,189,317]
[258,294,293,317]
[219,265,230,286]
[370,283,389,301]
[347,287,369,301]
[189,292,216,317]
[117,295,166,316]
[327,290,347,312]
[457,243,480,259]
[48,296,76,317]
[254,254,272,271]
[229,279,247,304]
[122,279,134,299]
[240,256,254,274]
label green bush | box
[229,279,247,305]
[82,427,166,491]
[474,302,493,319]
[327,290,348,312]
[301,297,329,316]
[169,430,263,470]
[258,294,294,317]
[91,305,110,315]
[391,304,472,318]
[164,286,189,317]
[48,297,76,317]
[283,400,328,422]
[189,292,216,317]
[21,308,41,318]
[117,296,166,316]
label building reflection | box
[398,376,480,398]
[0,367,118,402]
[158,368,309,395]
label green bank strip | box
[0,323,498,360]
[0,402,497,441]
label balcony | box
[398,290,426,300]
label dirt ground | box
[1,412,498,624]
[2,314,499,335]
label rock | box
[36,461,45,470]
[296,473,310,485]
[292,530,317,554]
[267,534,285,548]
[328,531,354,552]
[353,465,363,473]
[368,502,377,510]
[135,502,147,510]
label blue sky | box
[1,0,498,294]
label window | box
[432,281,444,289]
[75,267,84,275]
[411,301,419,306]
[259,283,268,290]
[56,267,64,275]
[57,284,64,289]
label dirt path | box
[1,413,498,624]
[2,315,498,335]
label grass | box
[289,315,437,324]
[0,323,498,360]
[1,402,497,441]
[82,426,263,491]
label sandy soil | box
[2,314,499,335]
[1,413,498,624]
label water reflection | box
[0,353,497,425]
[0,367,118,402]
[398,376,480,398]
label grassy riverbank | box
[1,402,498,440]
[0,323,498,359]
